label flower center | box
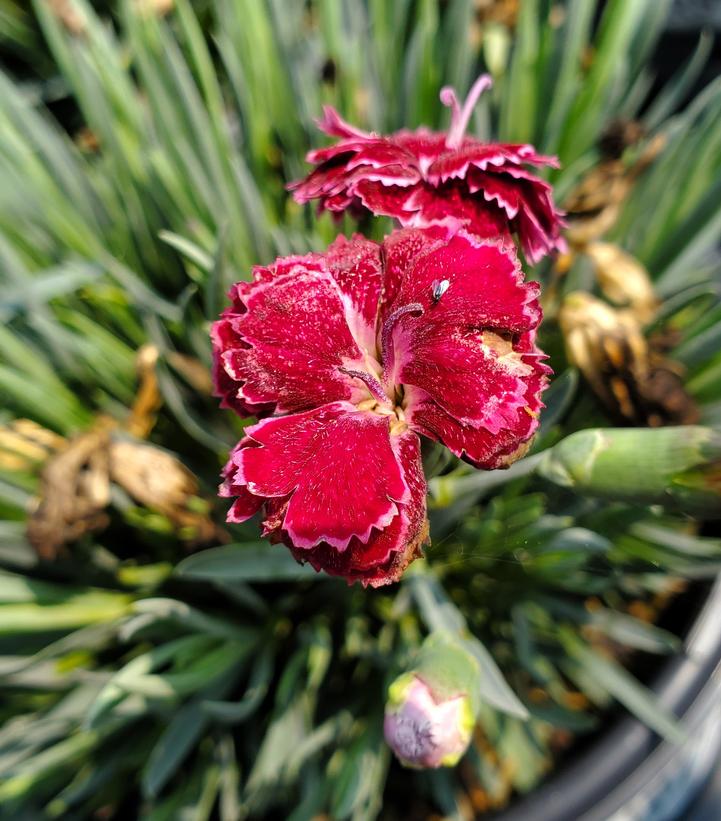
[440,73,493,149]
[347,365,408,433]
[340,302,425,434]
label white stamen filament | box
[442,74,493,148]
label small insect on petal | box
[431,279,450,303]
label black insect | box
[431,279,450,303]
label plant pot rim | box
[493,575,721,821]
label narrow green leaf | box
[537,368,579,436]
[203,647,273,724]
[463,637,529,720]
[176,543,322,583]
[132,598,257,643]
[588,610,680,654]
[330,724,389,821]
[644,31,714,131]
[158,230,213,273]
[563,632,684,743]
[142,701,209,799]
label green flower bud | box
[538,426,721,518]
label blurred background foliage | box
[0,0,720,818]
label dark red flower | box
[212,228,550,586]
[289,76,565,264]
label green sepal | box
[412,632,483,718]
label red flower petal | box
[234,402,411,550]
[354,179,418,221]
[468,171,526,218]
[227,488,264,523]
[512,179,568,264]
[325,234,384,353]
[392,130,447,157]
[382,232,543,430]
[212,256,371,415]
[402,182,511,240]
[380,228,448,314]
[316,105,372,140]
[219,438,265,521]
[291,158,359,201]
[387,231,540,333]
[285,431,429,586]
[426,141,559,185]
[401,329,535,433]
[405,343,550,468]
[211,319,261,416]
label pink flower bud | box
[384,673,475,768]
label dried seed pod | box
[0,419,64,471]
[563,128,665,247]
[559,292,698,427]
[598,119,647,161]
[109,440,195,514]
[27,429,219,557]
[126,345,162,439]
[560,292,649,423]
[21,338,221,557]
[109,439,220,545]
[585,242,659,324]
[563,162,628,247]
[638,358,700,427]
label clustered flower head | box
[212,75,559,587]
[289,75,565,264]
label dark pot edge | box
[493,576,721,821]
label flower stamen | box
[339,366,389,405]
[441,73,493,149]
[381,303,424,374]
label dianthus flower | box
[212,228,549,586]
[289,75,565,264]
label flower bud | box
[538,426,721,518]
[384,634,480,768]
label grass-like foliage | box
[0,1,720,818]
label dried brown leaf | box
[27,427,112,559]
[475,0,519,28]
[126,345,162,439]
[48,0,87,35]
